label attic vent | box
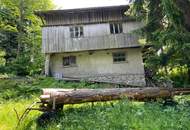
[70,26,84,38]
[110,23,123,34]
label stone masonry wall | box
[52,72,146,86]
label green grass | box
[1,99,190,130]
[0,99,41,130]
[0,77,190,130]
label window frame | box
[112,52,127,63]
[63,56,77,67]
[110,23,123,34]
[70,26,84,38]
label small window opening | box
[112,52,126,63]
[70,26,84,38]
[110,23,123,34]
[63,56,76,67]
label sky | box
[53,0,129,9]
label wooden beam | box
[45,54,51,76]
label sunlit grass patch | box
[0,98,41,130]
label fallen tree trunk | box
[40,87,190,105]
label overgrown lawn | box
[0,77,190,130]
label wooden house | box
[36,5,146,86]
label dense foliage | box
[0,0,54,75]
[129,0,190,86]
[0,76,102,101]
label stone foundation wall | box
[84,74,146,86]
[52,73,146,86]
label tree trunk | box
[16,0,24,59]
[187,67,190,83]
[40,88,190,105]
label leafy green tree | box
[0,0,54,75]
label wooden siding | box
[42,33,139,53]
[42,22,142,53]
[37,5,130,26]
[44,10,128,26]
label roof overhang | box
[35,5,130,18]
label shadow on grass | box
[22,99,190,130]
[35,102,116,129]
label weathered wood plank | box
[37,5,130,26]
[41,21,143,53]
[42,31,140,53]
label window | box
[110,23,123,34]
[63,56,76,67]
[70,26,83,38]
[112,52,126,63]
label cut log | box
[40,88,190,105]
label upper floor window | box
[63,56,76,67]
[112,52,126,63]
[70,26,84,38]
[110,23,123,34]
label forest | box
[129,0,190,87]
[0,0,190,130]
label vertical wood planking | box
[42,22,142,53]
[44,9,128,26]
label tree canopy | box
[0,0,54,75]
[129,0,190,86]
